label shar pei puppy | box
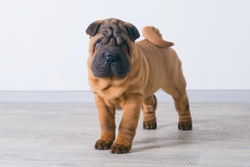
[86,18,192,154]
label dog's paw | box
[143,120,157,130]
[178,122,192,130]
[110,143,131,154]
[94,139,113,150]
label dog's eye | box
[97,38,102,44]
[122,39,127,45]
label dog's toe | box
[95,139,113,150]
[143,121,157,130]
[178,122,192,130]
[110,143,131,154]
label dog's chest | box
[103,97,123,110]
[92,85,126,110]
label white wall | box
[0,0,250,90]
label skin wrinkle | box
[101,25,125,46]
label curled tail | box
[142,26,174,47]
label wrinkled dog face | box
[91,26,130,78]
[86,19,140,78]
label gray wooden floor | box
[0,102,249,167]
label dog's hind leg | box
[142,95,158,129]
[173,90,192,130]
[161,57,192,130]
[163,85,192,130]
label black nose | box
[105,55,115,65]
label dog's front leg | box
[110,93,142,154]
[94,94,116,150]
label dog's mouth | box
[91,51,130,79]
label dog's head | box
[86,18,140,79]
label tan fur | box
[86,18,192,154]
[143,26,174,47]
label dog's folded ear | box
[86,20,103,36]
[124,22,140,41]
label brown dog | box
[86,18,192,154]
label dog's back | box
[135,27,184,98]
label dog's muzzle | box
[91,50,130,79]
